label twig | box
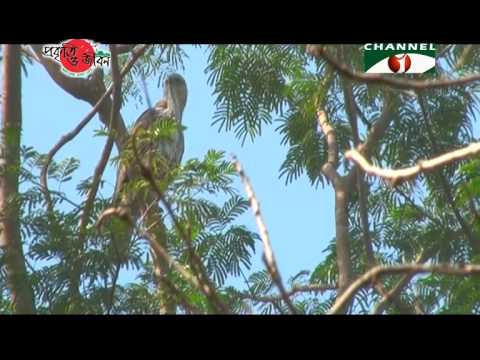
[233,156,298,314]
[328,263,480,314]
[39,45,149,213]
[307,45,480,91]
[345,142,480,186]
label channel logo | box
[364,43,436,74]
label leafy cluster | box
[0,145,259,314]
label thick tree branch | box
[345,142,480,186]
[0,45,36,313]
[307,45,480,90]
[316,110,352,311]
[318,110,338,167]
[233,156,298,314]
[317,110,342,186]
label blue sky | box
[19,45,335,290]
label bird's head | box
[163,73,188,123]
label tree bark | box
[0,45,36,314]
[334,180,353,301]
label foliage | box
[3,44,480,314]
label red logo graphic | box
[42,39,111,78]
[388,54,411,73]
[59,39,95,74]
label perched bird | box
[98,73,188,261]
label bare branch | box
[233,156,298,314]
[307,45,480,90]
[328,262,480,314]
[345,142,480,186]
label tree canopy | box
[1,44,480,314]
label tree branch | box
[373,247,435,314]
[317,110,342,186]
[316,110,352,311]
[0,45,36,313]
[328,262,480,314]
[345,142,480,186]
[233,156,298,314]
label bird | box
[98,73,188,262]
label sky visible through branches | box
[19,45,336,290]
